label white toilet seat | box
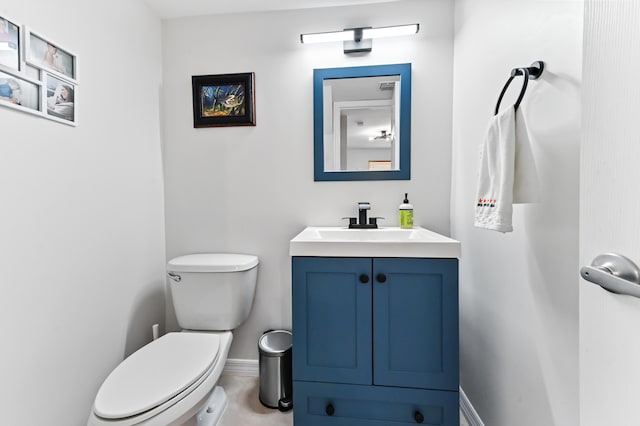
[88,331,232,426]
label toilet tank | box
[167,253,259,331]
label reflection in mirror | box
[314,63,411,181]
[324,75,400,172]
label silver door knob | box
[580,253,640,298]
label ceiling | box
[143,0,410,19]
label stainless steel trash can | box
[258,329,292,411]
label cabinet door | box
[373,258,459,391]
[292,257,372,385]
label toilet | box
[88,253,259,426]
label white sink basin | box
[289,226,460,258]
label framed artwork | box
[368,160,392,171]
[192,72,256,128]
[0,23,78,126]
[44,72,76,125]
[25,29,76,81]
[0,68,41,115]
[0,15,21,71]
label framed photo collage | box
[0,15,77,125]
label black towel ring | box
[494,61,544,115]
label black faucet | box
[345,202,380,229]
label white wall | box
[0,1,165,424]
[347,147,391,171]
[161,0,455,359]
[451,1,582,425]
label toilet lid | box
[167,253,259,273]
[93,332,220,420]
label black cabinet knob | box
[326,403,335,416]
[376,273,387,283]
[414,411,424,423]
[359,274,369,283]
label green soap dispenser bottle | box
[399,193,414,229]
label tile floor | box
[217,374,470,426]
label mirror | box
[313,63,411,181]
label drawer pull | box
[326,403,335,416]
[414,411,424,423]
[359,274,370,283]
[376,273,387,283]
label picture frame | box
[24,28,76,82]
[192,72,256,128]
[0,15,21,72]
[44,72,76,125]
[0,68,42,116]
[368,160,392,171]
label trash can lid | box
[259,330,292,355]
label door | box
[373,258,459,391]
[580,2,640,425]
[292,257,373,385]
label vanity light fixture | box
[300,23,419,54]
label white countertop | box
[289,226,461,258]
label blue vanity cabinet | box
[292,256,459,426]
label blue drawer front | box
[294,381,459,426]
[292,257,373,385]
[373,258,459,391]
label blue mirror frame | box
[313,63,411,181]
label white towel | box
[474,107,516,232]
[512,108,539,204]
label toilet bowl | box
[88,253,258,426]
[88,331,232,426]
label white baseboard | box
[460,386,485,426]
[223,358,259,377]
